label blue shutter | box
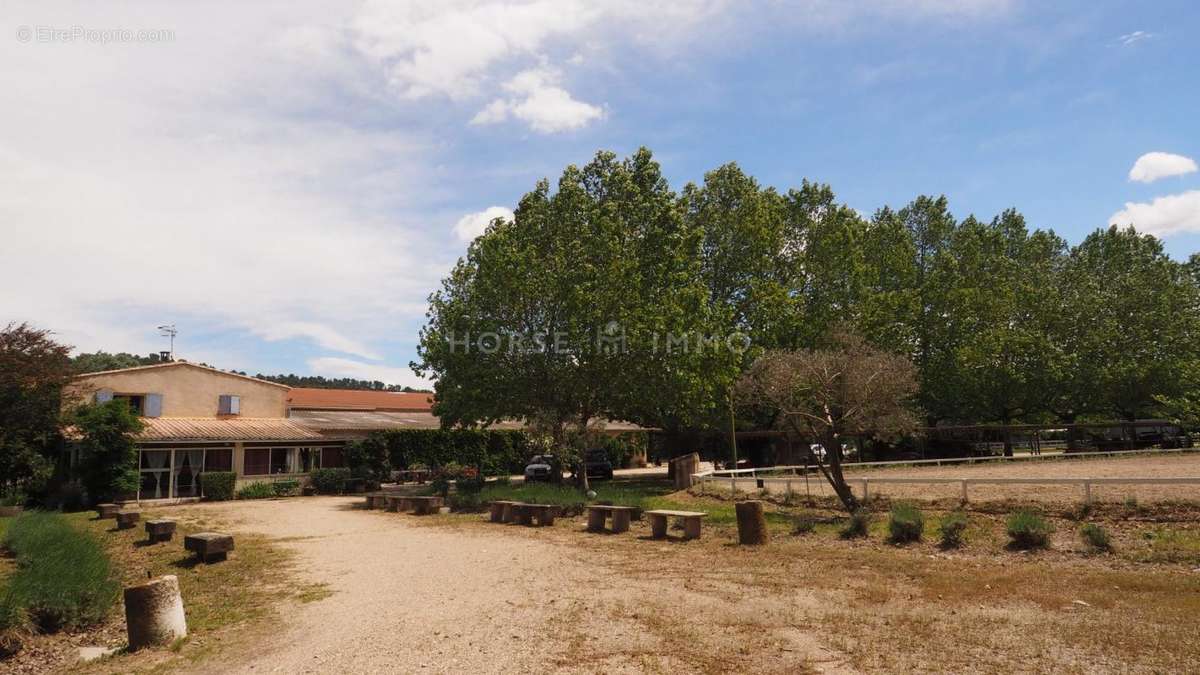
[218,394,241,415]
[144,393,163,418]
[95,388,114,403]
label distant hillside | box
[251,373,431,393]
[72,351,172,373]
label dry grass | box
[1,509,307,675]
[444,487,1200,673]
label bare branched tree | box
[736,329,921,511]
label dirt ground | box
[174,497,841,674]
[154,493,1200,674]
[717,453,1200,504]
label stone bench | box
[365,493,392,509]
[96,503,120,519]
[385,495,411,512]
[184,532,235,563]
[489,500,518,523]
[518,503,558,527]
[145,519,177,543]
[644,509,707,540]
[586,505,637,534]
[115,510,141,530]
[407,496,443,515]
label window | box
[321,447,345,468]
[244,448,270,476]
[218,394,241,415]
[114,394,145,415]
[270,448,293,474]
[204,448,233,472]
[299,447,319,472]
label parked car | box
[523,454,560,482]
[583,449,614,480]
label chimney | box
[159,351,172,362]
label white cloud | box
[1128,152,1198,183]
[472,67,604,133]
[1109,190,1200,237]
[307,356,430,389]
[1118,30,1155,46]
[0,3,450,364]
[0,0,1023,375]
[454,206,514,242]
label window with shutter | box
[218,394,241,415]
[95,389,114,403]
[144,393,163,418]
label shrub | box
[200,471,236,501]
[449,492,485,512]
[792,512,817,536]
[310,467,351,494]
[1080,523,1112,553]
[939,510,969,548]
[72,401,143,503]
[271,479,300,497]
[1007,509,1054,550]
[236,482,275,500]
[840,508,870,539]
[1,511,118,632]
[888,502,924,543]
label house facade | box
[70,362,347,501]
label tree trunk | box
[822,431,859,512]
[577,412,591,493]
[735,500,769,545]
[1062,413,1078,451]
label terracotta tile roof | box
[134,417,325,441]
[286,388,434,412]
[289,410,649,433]
[72,361,291,389]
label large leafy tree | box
[0,323,74,498]
[1065,226,1197,421]
[415,149,734,485]
[736,329,920,511]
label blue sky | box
[2,1,1198,387]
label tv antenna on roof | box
[157,324,177,361]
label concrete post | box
[124,575,187,650]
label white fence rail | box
[692,447,1200,504]
[702,446,1200,479]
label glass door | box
[172,449,205,498]
[139,449,172,500]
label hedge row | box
[365,429,647,476]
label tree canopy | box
[416,148,1200,469]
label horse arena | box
[705,451,1200,505]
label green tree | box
[73,400,144,503]
[415,148,731,489]
[1065,226,1196,422]
[72,350,167,373]
[0,323,74,499]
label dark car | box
[583,449,614,480]
[523,454,559,482]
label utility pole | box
[157,324,177,361]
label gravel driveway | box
[174,497,847,674]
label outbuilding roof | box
[286,388,434,412]
[289,409,648,433]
